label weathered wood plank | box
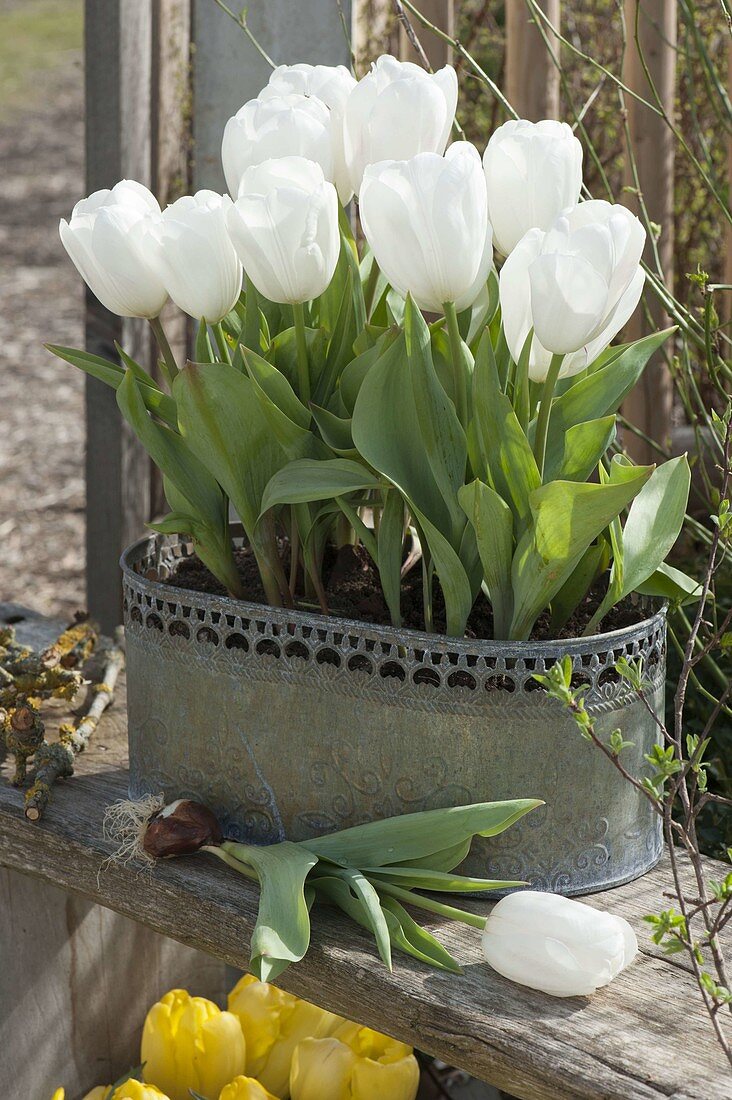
[191,0,354,192]
[506,0,561,121]
[84,1,155,634]
[621,0,676,462]
[0,671,728,1099]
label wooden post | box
[398,0,454,68]
[505,0,561,120]
[84,1,154,634]
[621,0,676,462]
[191,0,353,193]
[0,868,226,1096]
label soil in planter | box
[164,541,647,643]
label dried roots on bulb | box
[103,796,223,866]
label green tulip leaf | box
[297,799,542,868]
[458,479,514,638]
[635,561,701,604]
[47,344,177,428]
[550,415,617,483]
[260,459,381,515]
[309,403,357,457]
[509,469,652,639]
[377,488,405,628]
[362,866,523,892]
[378,897,462,974]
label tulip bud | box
[499,200,646,381]
[222,94,334,202]
[141,988,247,1100]
[146,191,243,322]
[481,890,638,997]
[264,65,357,203]
[360,142,492,314]
[59,180,168,319]
[344,55,458,198]
[228,974,342,1098]
[483,119,583,257]
[290,1022,419,1100]
[226,157,340,306]
[143,799,223,859]
[51,1091,66,1100]
[219,1077,278,1100]
[81,1088,167,1100]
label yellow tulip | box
[228,974,342,1098]
[51,1091,65,1100]
[219,1076,279,1100]
[290,1022,419,1100]
[81,1090,109,1100]
[81,1082,168,1100]
[141,988,247,1100]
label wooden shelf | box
[0,630,728,1098]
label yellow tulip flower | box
[141,988,247,1100]
[228,974,342,1098]
[219,1076,279,1100]
[290,1022,419,1100]
[51,1091,65,1100]
[81,1081,168,1100]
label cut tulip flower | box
[141,988,247,1100]
[59,180,167,319]
[228,974,343,1098]
[290,1022,419,1100]
[481,890,638,997]
[483,119,583,257]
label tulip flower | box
[360,141,492,424]
[59,180,168,319]
[146,191,243,324]
[290,1021,419,1100]
[81,1087,168,1100]
[344,54,458,197]
[481,890,638,998]
[141,988,247,1100]
[264,64,356,203]
[228,974,342,1098]
[222,94,334,201]
[483,119,583,257]
[499,200,646,380]
[219,1076,279,1100]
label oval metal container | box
[122,531,666,895]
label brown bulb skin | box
[143,799,223,858]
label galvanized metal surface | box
[122,532,666,896]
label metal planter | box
[122,531,666,895]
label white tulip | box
[222,93,334,201]
[482,890,638,998]
[499,200,646,381]
[226,157,339,305]
[483,119,583,257]
[264,64,357,203]
[359,142,492,314]
[147,191,243,322]
[344,54,458,197]
[59,180,167,318]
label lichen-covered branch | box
[25,628,125,822]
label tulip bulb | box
[481,890,638,997]
[143,798,223,858]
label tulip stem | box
[292,302,311,405]
[533,352,564,479]
[375,880,487,930]
[443,300,468,428]
[149,316,179,389]
[203,843,259,882]
[213,322,232,365]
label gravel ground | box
[0,49,85,618]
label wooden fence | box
[84,0,682,631]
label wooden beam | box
[398,0,454,69]
[621,0,676,463]
[506,0,561,120]
[84,1,155,634]
[191,0,354,193]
